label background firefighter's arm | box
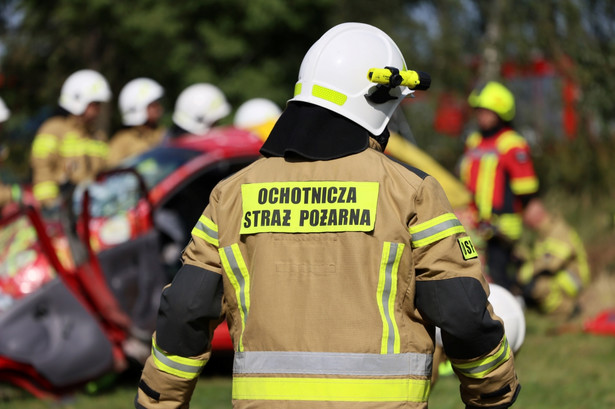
[136,200,224,408]
[412,176,519,408]
[30,124,61,206]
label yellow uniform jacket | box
[108,125,165,167]
[30,115,108,206]
[136,134,519,408]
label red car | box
[0,127,261,398]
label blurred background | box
[1,0,615,238]
[1,1,614,408]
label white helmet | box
[0,97,10,123]
[290,22,412,136]
[119,78,164,126]
[172,83,231,135]
[435,283,525,353]
[234,98,281,130]
[59,69,112,115]
[487,283,526,353]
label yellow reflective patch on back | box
[458,236,478,260]
[240,181,379,234]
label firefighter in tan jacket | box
[518,198,590,317]
[108,78,165,167]
[30,69,112,208]
[136,23,520,409]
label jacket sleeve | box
[412,176,520,408]
[30,122,61,206]
[136,198,224,408]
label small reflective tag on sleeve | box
[458,236,478,260]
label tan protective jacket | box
[108,125,164,167]
[137,140,519,409]
[519,215,590,315]
[30,115,108,206]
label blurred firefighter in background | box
[108,78,165,167]
[30,69,112,210]
[517,198,590,318]
[459,81,540,291]
[0,97,21,210]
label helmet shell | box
[59,69,112,115]
[468,81,516,121]
[172,83,231,135]
[234,98,281,129]
[290,22,412,135]
[119,78,164,126]
[0,97,10,123]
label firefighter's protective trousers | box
[137,142,519,408]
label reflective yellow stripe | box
[555,270,581,297]
[543,280,564,313]
[219,244,250,352]
[232,376,431,402]
[87,139,109,157]
[536,237,572,260]
[60,133,86,157]
[294,83,302,96]
[151,337,207,379]
[409,213,465,248]
[496,131,527,153]
[492,213,522,241]
[312,85,347,106]
[33,181,59,201]
[453,337,511,379]
[510,176,539,195]
[192,215,219,246]
[377,242,404,354]
[476,154,498,220]
[459,156,471,185]
[31,134,59,158]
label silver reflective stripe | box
[233,351,432,377]
[152,345,203,376]
[195,219,218,240]
[381,242,399,353]
[223,246,248,319]
[410,218,463,242]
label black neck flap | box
[260,102,370,160]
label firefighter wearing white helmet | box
[0,96,21,209]
[108,78,166,166]
[136,23,519,409]
[31,69,112,208]
[167,83,230,138]
[233,98,281,141]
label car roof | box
[167,126,264,159]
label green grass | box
[2,310,614,409]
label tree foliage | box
[0,0,614,193]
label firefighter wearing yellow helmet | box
[135,23,519,409]
[30,69,112,208]
[459,81,540,290]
